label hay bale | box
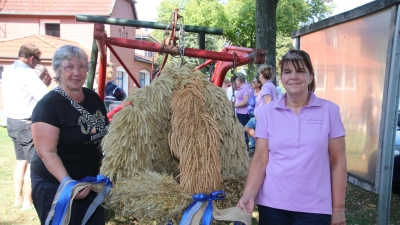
[101,64,249,223]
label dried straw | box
[100,64,249,223]
[169,78,222,194]
[104,171,192,223]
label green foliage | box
[154,0,333,76]
[275,35,294,75]
[223,0,256,48]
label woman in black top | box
[31,45,109,224]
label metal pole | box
[105,37,254,63]
[76,14,223,35]
[198,32,206,73]
[377,4,400,225]
[106,44,141,88]
[86,40,98,89]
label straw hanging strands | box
[100,64,249,223]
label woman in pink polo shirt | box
[237,50,347,225]
[234,72,253,147]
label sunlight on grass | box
[0,127,40,224]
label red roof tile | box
[0,34,91,59]
[0,0,116,15]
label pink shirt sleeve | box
[254,104,269,139]
[328,103,346,138]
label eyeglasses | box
[61,65,88,73]
[33,55,41,63]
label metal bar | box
[106,44,141,88]
[377,5,400,225]
[76,14,224,35]
[105,37,252,63]
[86,40,98,89]
[96,39,107,101]
[194,59,215,71]
[198,32,206,73]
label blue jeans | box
[31,172,105,225]
[258,205,331,225]
[7,118,35,163]
[237,113,250,147]
[245,117,256,148]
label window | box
[334,64,357,90]
[145,51,153,58]
[40,20,60,37]
[45,24,60,37]
[139,70,150,87]
[140,72,146,87]
[117,71,124,87]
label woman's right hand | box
[236,194,255,213]
[74,186,91,200]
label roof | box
[134,53,156,65]
[0,0,116,16]
[0,34,91,59]
[135,28,159,43]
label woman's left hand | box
[331,207,346,225]
[74,186,91,200]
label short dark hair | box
[279,50,316,92]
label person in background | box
[245,76,262,151]
[276,78,283,98]
[237,50,347,225]
[244,65,276,142]
[259,65,277,105]
[234,72,252,147]
[34,64,53,87]
[222,77,230,92]
[104,62,126,101]
[226,74,237,102]
[30,45,109,224]
[1,43,48,210]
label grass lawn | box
[1,126,400,224]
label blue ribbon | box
[79,175,113,187]
[51,175,112,225]
[180,190,225,225]
[52,180,79,224]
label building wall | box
[107,0,139,94]
[0,16,40,38]
[132,60,152,88]
[0,15,96,49]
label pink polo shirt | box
[235,82,252,115]
[254,80,277,117]
[254,92,345,215]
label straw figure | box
[100,64,250,224]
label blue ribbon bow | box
[180,190,225,225]
[50,175,112,225]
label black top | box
[105,80,126,101]
[31,87,109,184]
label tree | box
[256,0,278,81]
[154,0,333,80]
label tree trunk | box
[256,0,278,84]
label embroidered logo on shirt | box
[306,119,323,124]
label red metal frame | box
[93,23,265,101]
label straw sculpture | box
[100,64,249,224]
